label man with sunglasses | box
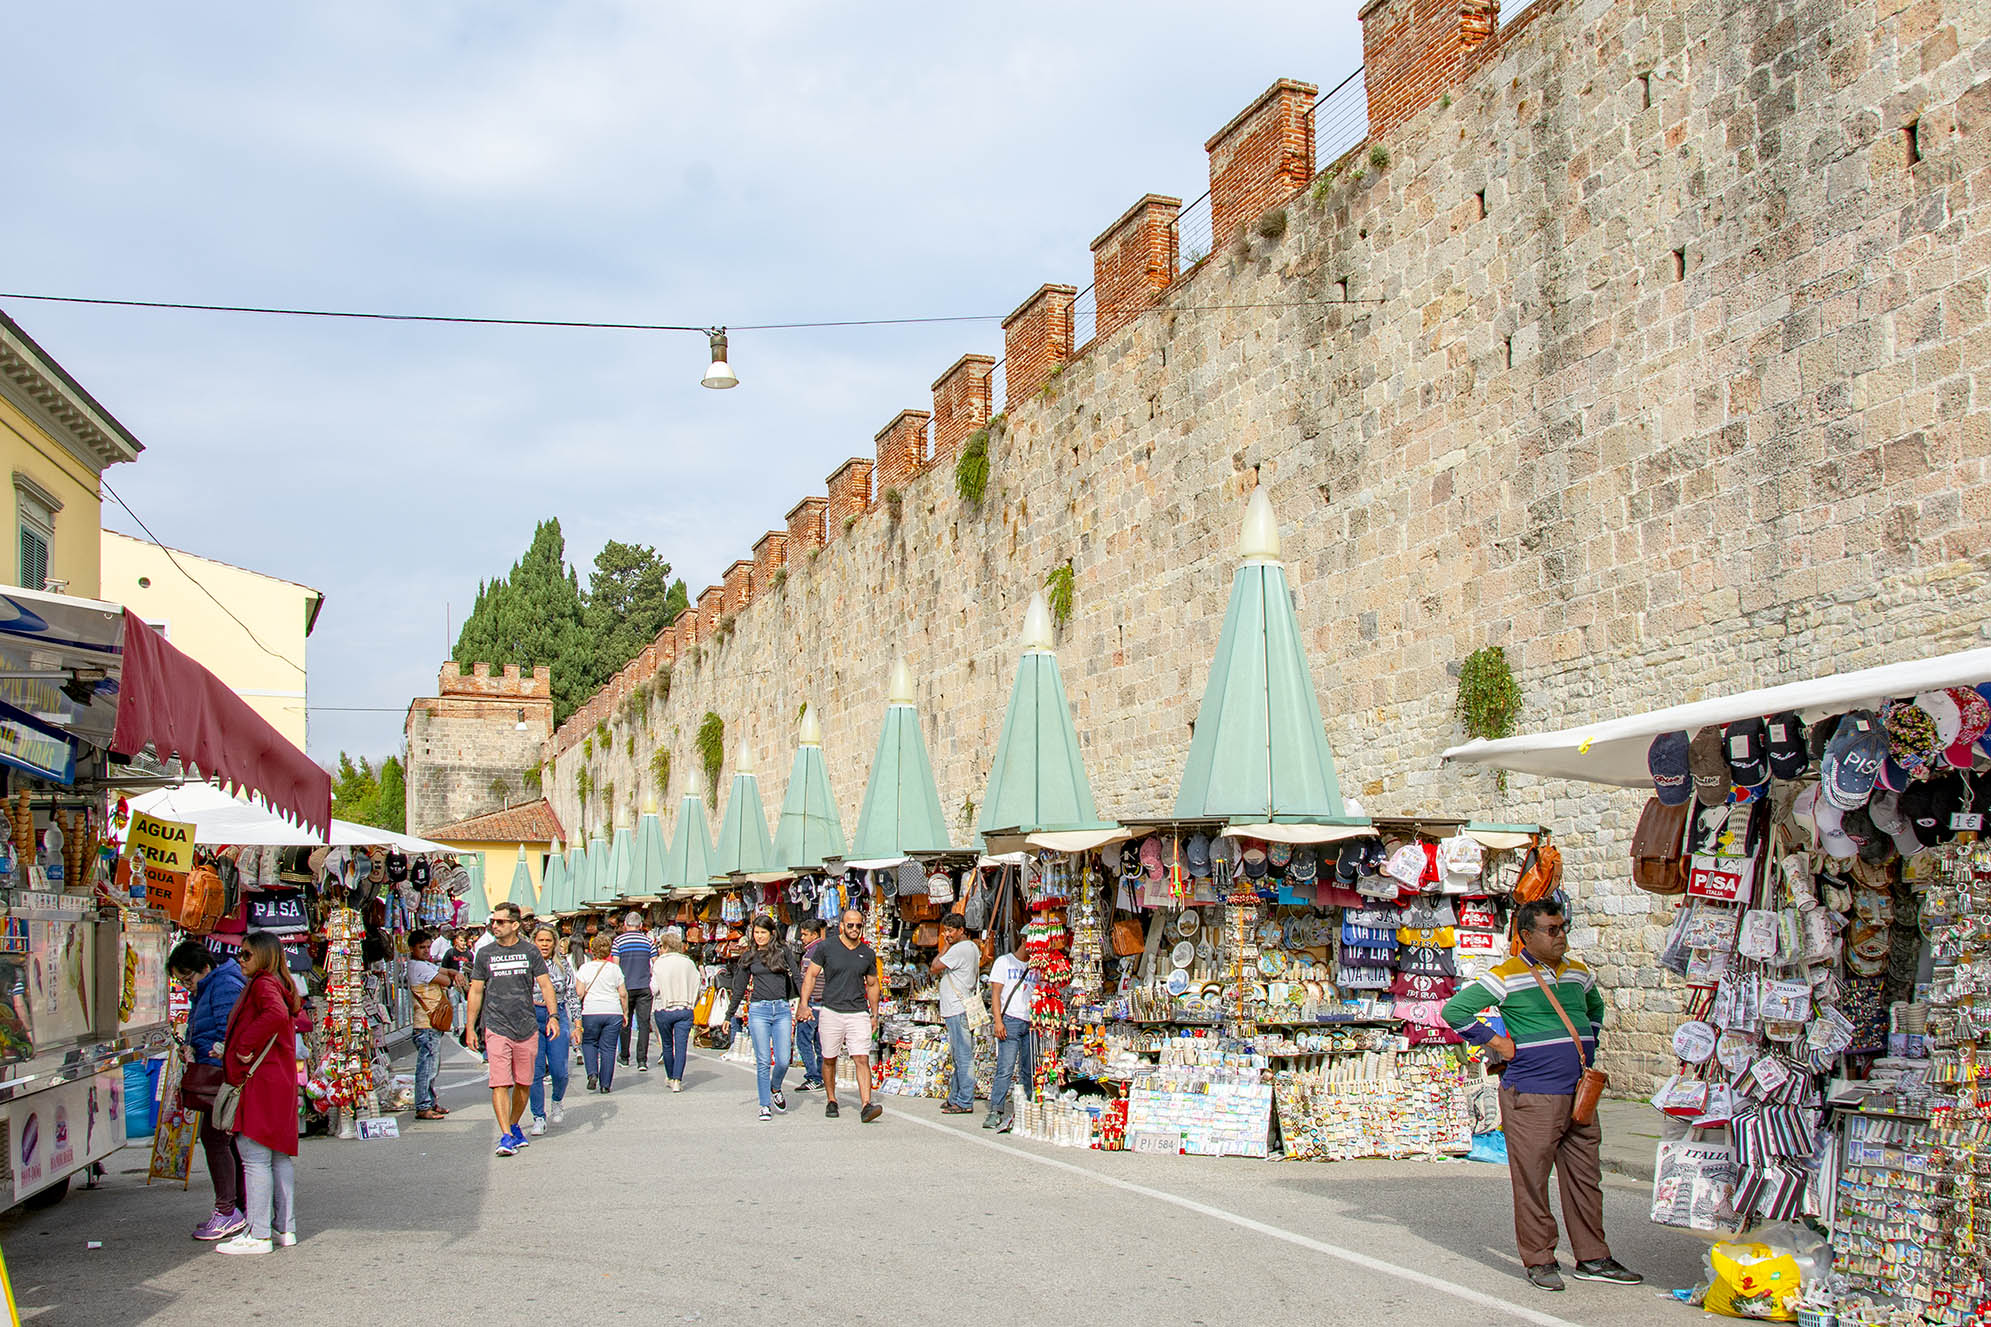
[1441,897,1640,1293]
[797,908,882,1123]
[464,902,560,1157]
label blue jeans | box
[989,1016,1034,1115]
[795,1008,823,1085]
[653,1007,695,1082]
[412,1028,442,1111]
[944,1012,975,1109]
[529,1014,572,1118]
[580,1014,625,1090]
[746,1000,793,1109]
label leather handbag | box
[213,1034,280,1132]
[1528,965,1608,1125]
[422,982,454,1031]
[180,1062,225,1112]
[912,920,940,947]
[1513,835,1564,904]
[1110,918,1146,958]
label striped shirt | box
[613,931,658,989]
[1440,952,1603,1096]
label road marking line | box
[693,1051,1585,1327]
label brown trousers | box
[1498,1086,1611,1267]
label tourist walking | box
[527,924,580,1133]
[791,918,826,1091]
[613,912,659,1072]
[650,931,700,1092]
[403,930,453,1121]
[215,932,310,1255]
[930,912,981,1115]
[169,941,247,1241]
[575,933,629,1093]
[1441,898,1642,1292]
[463,902,559,1157]
[728,914,799,1122]
[797,907,883,1124]
[985,935,1036,1131]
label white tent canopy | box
[128,783,456,853]
[1440,645,1991,788]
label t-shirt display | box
[471,939,550,1041]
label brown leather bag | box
[1512,835,1564,904]
[1630,797,1692,895]
[179,865,228,934]
[1529,965,1609,1125]
[899,894,940,924]
[912,921,940,947]
[1110,918,1146,957]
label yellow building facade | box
[0,310,144,597]
[100,531,322,750]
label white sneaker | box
[529,1115,547,1136]
[216,1234,272,1256]
[273,1231,297,1248]
[549,1102,564,1125]
[670,1080,683,1093]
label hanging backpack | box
[962,873,990,932]
[1630,796,1693,895]
[1512,834,1563,904]
[179,864,228,934]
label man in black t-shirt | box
[798,908,882,1123]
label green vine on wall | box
[1045,561,1075,627]
[955,430,990,504]
[650,747,671,800]
[1456,645,1522,788]
[576,767,592,824]
[696,712,725,795]
[581,735,593,762]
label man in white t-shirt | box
[928,912,982,1115]
[985,937,1036,1131]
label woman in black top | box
[729,915,799,1121]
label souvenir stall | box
[0,589,331,1208]
[658,792,734,1043]
[1445,645,1991,1324]
[972,590,1128,1136]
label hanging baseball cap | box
[1239,848,1269,879]
[1764,712,1808,780]
[1915,691,1963,748]
[1812,798,1858,858]
[1841,804,1890,865]
[1945,687,1990,768]
[1899,777,1951,846]
[1287,846,1317,884]
[1185,833,1212,878]
[1868,789,1925,860]
[1648,731,1692,805]
[1883,698,1943,781]
[1268,842,1294,870]
[1724,717,1770,790]
[1688,726,1730,805]
[1820,709,1886,810]
[1335,841,1364,885]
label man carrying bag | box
[1440,898,1641,1293]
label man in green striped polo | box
[1441,897,1642,1293]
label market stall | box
[1443,645,1991,1323]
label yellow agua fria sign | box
[125,812,195,915]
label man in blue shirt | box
[612,912,658,1071]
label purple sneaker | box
[194,1209,246,1241]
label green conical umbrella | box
[663,794,715,892]
[628,804,670,898]
[712,749,776,877]
[978,592,1115,836]
[852,656,951,860]
[1174,489,1351,821]
[542,840,569,914]
[584,832,611,903]
[505,845,537,912]
[461,855,490,925]
[606,819,634,898]
[773,705,847,871]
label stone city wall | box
[546,0,1991,1089]
[406,662,553,835]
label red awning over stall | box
[110,611,331,836]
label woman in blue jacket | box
[169,940,248,1241]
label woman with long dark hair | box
[728,915,800,1122]
[215,931,309,1256]
[168,941,247,1241]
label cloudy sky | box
[8,1,1365,762]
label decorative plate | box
[1166,970,1190,997]
[1170,941,1195,969]
[1282,918,1305,948]
[1199,981,1224,1001]
[1257,922,1282,948]
[1175,910,1200,938]
[1257,951,1284,977]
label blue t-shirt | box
[613,932,657,989]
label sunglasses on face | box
[1530,923,1568,937]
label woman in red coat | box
[215,932,308,1256]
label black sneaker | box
[860,1102,883,1124]
[618,1055,630,1066]
[772,1091,787,1113]
[1524,1264,1565,1293]
[586,1074,599,1091]
[824,1100,840,1119]
[1572,1258,1642,1285]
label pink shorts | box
[817,1008,874,1060]
[484,1032,537,1087]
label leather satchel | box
[180,1062,225,1113]
[1528,965,1609,1125]
[1110,918,1146,958]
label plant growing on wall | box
[1369,143,1390,171]
[595,719,610,749]
[576,766,592,817]
[626,731,635,760]
[488,776,512,803]
[955,430,990,505]
[523,765,543,797]
[603,780,617,823]
[581,735,593,762]
[650,747,671,799]
[882,487,904,522]
[1256,207,1288,240]
[1456,645,1522,789]
[696,712,725,794]
[1045,561,1075,627]
[770,568,787,591]
[959,797,977,832]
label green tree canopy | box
[332,753,407,833]
[452,519,687,725]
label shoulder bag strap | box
[1527,964,1590,1066]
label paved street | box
[2,1046,1712,1327]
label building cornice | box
[0,310,144,473]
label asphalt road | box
[0,1045,1714,1326]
